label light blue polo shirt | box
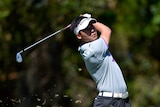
[78,37,127,93]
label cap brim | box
[74,18,96,35]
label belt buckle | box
[113,92,128,99]
[113,93,121,98]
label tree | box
[0,0,160,107]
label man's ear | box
[76,34,82,40]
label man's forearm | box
[93,22,111,45]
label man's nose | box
[91,29,95,33]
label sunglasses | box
[80,24,96,36]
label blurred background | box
[0,0,160,107]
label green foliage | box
[0,0,160,107]
[0,0,12,19]
[131,76,160,107]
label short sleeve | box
[90,38,109,60]
[79,38,109,61]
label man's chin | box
[93,35,98,39]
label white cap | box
[74,17,96,35]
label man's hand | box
[81,13,91,18]
[93,22,111,45]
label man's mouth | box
[91,32,97,38]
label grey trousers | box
[93,96,131,107]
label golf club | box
[16,24,71,63]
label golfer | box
[70,14,131,107]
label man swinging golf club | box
[70,13,131,107]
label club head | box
[16,52,23,63]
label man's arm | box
[93,22,111,45]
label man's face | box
[78,24,98,43]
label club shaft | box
[20,24,70,53]
[23,30,61,52]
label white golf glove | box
[81,13,91,18]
